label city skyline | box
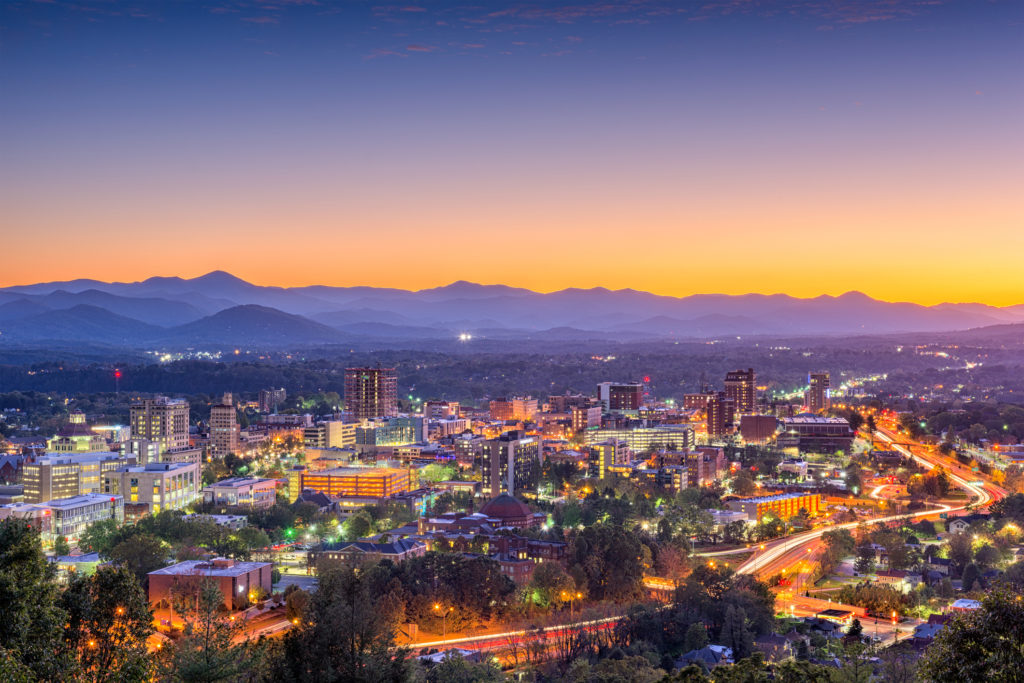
[2,0,1022,305]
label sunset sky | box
[1,1,1021,305]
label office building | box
[725,492,822,522]
[596,382,643,412]
[21,452,128,503]
[706,393,735,438]
[685,447,727,487]
[489,397,539,421]
[591,439,628,479]
[148,558,273,610]
[258,388,287,414]
[344,367,398,420]
[209,394,239,458]
[130,397,190,453]
[739,415,779,443]
[571,404,602,432]
[806,372,831,414]
[683,393,715,411]
[46,411,108,453]
[482,431,541,497]
[102,461,200,514]
[298,467,411,499]
[202,477,278,509]
[311,539,427,571]
[47,494,124,543]
[424,401,460,419]
[355,417,426,450]
[304,420,357,449]
[777,416,855,453]
[583,426,695,452]
[724,369,756,415]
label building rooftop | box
[731,492,819,504]
[32,452,123,465]
[950,599,982,610]
[311,467,408,477]
[149,558,271,578]
[781,416,851,425]
[46,494,123,508]
[204,477,277,489]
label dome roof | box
[479,493,532,520]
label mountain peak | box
[191,270,250,285]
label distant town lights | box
[458,333,473,341]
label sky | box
[1,1,1022,305]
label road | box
[737,426,1003,581]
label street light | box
[433,603,454,645]
[561,591,583,621]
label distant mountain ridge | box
[1,271,1023,348]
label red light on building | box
[643,376,650,383]
[114,369,122,379]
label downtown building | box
[583,425,695,453]
[257,388,287,414]
[596,382,643,413]
[130,397,190,454]
[481,430,542,498]
[20,451,129,503]
[101,461,201,515]
[46,411,108,454]
[209,393,240,458]
[806,372,831,413]
[724,368,756,415]
[344,367,398,420]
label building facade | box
[209,394,239,458]
[724,368,756,415]
[482,431,541,497]
[202,477,278,508]
[21,452,128,503]
[344,367,398,420]
[102,461,200,514]
[596,382,643,412]
[806,373,831,414]
[130,397,190,453]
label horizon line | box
[2,269,1022,309]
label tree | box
[157,578,255,682]
[974,543,1000,570]
[109,532,169,585]
[846,618,863,638]
[0,520,74,680]
[720,604,753,660]
[854,544,876,575]
[274,566,408,682]
[919,585,1024,682]
[53,535,71,557]
[947,532,974,573]
[730,470,758,496]
[419,652,504,683]
[527,560,574,608]
[684,622,709,652]
[61,565,152,682]
[80,518,121,555]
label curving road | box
[735,426,1004,579]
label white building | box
[101,461,201,514]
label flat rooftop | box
[149,559,271,578]
[204,477,277,488]
[309,467,408,477]
[731,492,819,504]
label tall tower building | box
[344,367,398,421]
[481,430,541,497]
[806,372,831,414]
[724,368,756,415]
[596,382,643,412]
[130,397,190,453]
[258,388,286,414]
[210,393,240,458]
[706,392,735,438]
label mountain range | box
[1,271,1023,349]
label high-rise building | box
[258,388,287,414]
[682,393,715,411]
[210,394,240,458]
[591,439,628,479]
[706,393,735,438]
[130,397,190,453]
[482,431,541,497]
[806,372,831,413]
[724,368,756,415]
[596,382,643,412]
[344,367,398,420]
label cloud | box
[406,43,437,51]
[242,16,279,24]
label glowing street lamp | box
[433,603,454,645]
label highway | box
[736,424,1005,582]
